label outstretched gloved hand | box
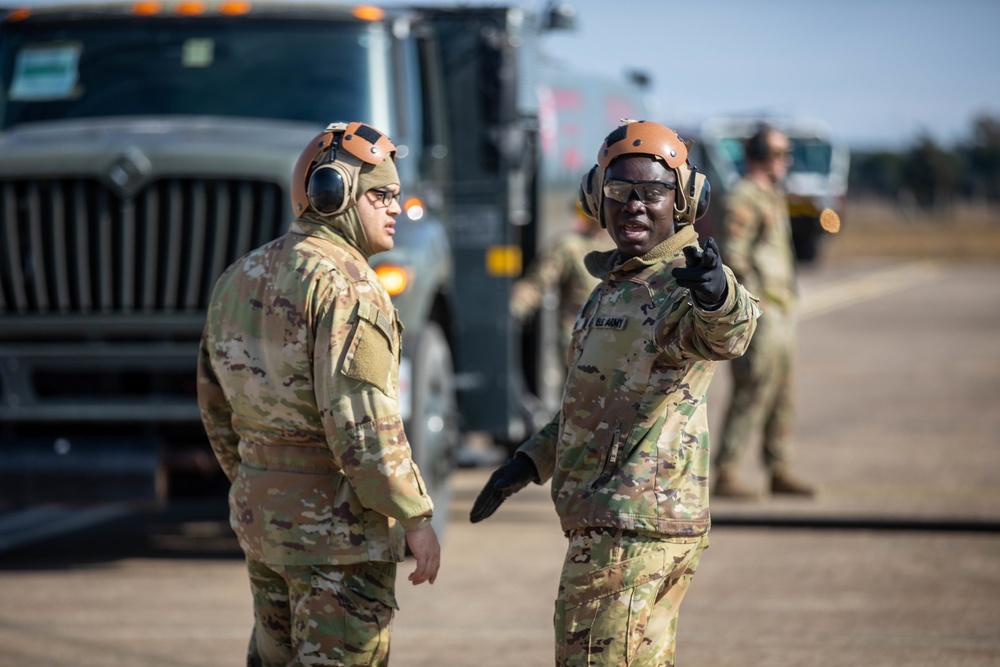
[671,236,729,309]
[469,454,538,523]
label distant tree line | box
[849,113,1000,211]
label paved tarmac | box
[0,256,997,667]
[392,468,1000,667]
[393,257,1000,667]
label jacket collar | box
[584,224,698,280]
[290,216,369,264]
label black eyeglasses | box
[603,179,677,204]
[368,188,401,207]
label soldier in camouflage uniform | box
[510,202,612,366]
[471,120,761,667]
[714,124,816,498]
[197,122,440,667]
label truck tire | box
[405,322,458,538]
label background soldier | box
[714,123,816,498]
[470,120,760,667]
[197,122,440,667]
[510,200,611,366]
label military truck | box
[695,116,851,263]
[0,1,649,526]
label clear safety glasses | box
[602,178,677,204]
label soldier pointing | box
[471,120,761,666]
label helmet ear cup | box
[291,122,395,217]
[674,165,710,225]
[578,164,602,226]
[745,123,773,162]
[692,170,710,221]
[307,161,354,216]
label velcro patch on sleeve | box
[342,298,395,395]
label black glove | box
[469,454,538,523]
[671,236,728,309]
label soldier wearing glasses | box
[198,122,439,667]
[713,122,816,499]
[471,120,760,667]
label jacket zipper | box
[592,419,624,489]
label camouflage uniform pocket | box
[562,550,665,609]
[285,563,397,666]
[556,550,665,666]
[555,531,706,666]
[342,298,396,396]
[341,560,399,610]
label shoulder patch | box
[342,297,396,395]
[357,298,394,341]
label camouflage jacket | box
[197,218,433,566]
[721,178,798,313]
[517,225,760,537]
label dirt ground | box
[823,199,1000,261]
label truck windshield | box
[789,138,833,175]
[0,18,377,130]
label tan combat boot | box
[712,466,759,500]
[770,466,816,497]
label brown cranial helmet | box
[578,119,710,227]
[291,121,396,217]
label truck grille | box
[0,178,286,316]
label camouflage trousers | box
[716,307,797,470]
[554,528,708,667]
[245,559,397,667]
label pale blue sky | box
[396,0,1000,150]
